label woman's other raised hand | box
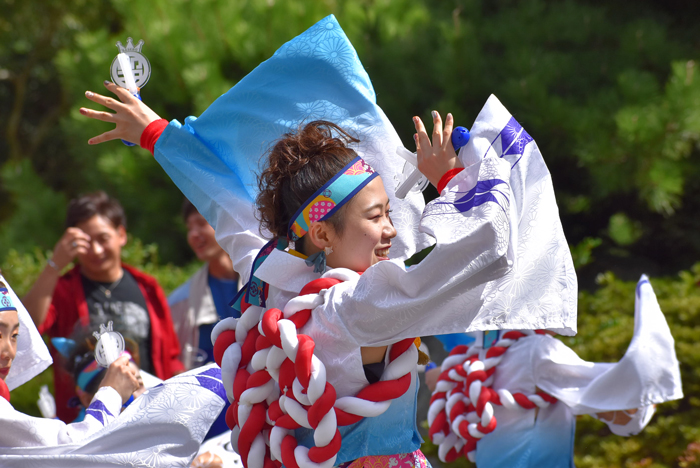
[99,355,140,405]
[80,81,161,146]
[413,111,462,188]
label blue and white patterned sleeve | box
[153,15,433,283]
[0,364,226,466]
[0,386,122,447]
[56,386,123,444]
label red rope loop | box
[214,272,418,468]
[428,330,557,463]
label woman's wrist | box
[140,119,169,155]
[437,168,464,193]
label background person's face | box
[75,215,127,279]
[0,310,19,381]
[186,212,225,262]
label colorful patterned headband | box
[288,156,378,240]
[0,287,17,312]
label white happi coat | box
[0,363,227,467]
[0,275,227,467]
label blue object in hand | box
[121,92,142,146]
[122,394,134,409]
[451,126,470,151]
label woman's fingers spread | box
[79,108,115,123]
[103,80,138,106]
[442,113,455,151]
[88,129,123,145]
[413,116,432,153]
[431,110,443,148]
[85,90,125,112]
[109,82,137,103]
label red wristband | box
[140,119,169,155]
[437,168,464,193]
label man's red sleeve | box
[37,279,67,335]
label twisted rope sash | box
[213,268,417,468]
[428,330,557,463]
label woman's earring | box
[324,246,333,256]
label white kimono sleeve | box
[0,386,122,448]
[254,95,581,344]
[305,155,515,347]
[0,364,226,467]
[532,276,682,435]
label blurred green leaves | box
[608,213,643,246]
[570,236,602,268]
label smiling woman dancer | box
[79,15,577,468]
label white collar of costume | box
[254,248,318,295]
[1,275,52,391]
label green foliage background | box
[1,0,700,466]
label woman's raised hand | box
[80,81,162,146]
[99,355,140,404]
[413,111,462,188]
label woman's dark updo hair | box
[256,120,360,252]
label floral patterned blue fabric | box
[154,15,431,263]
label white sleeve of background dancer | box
[532,339,657,435]
[531,334,623,414]
[532,304,681,432]
[0,386,122,447]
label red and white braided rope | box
[212,268,418,468]
[427,330,557,463]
